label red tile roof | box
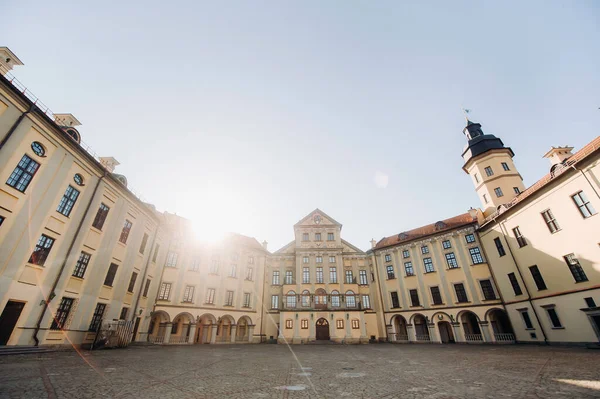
[375,212,476,250]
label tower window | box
[484,166,494,177]
[513,187,521,195]
[494,187,504,198]
[474,173,480,183]
[501,162,510,171]
[483,194,489,204]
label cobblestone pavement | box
[0,344,599,398]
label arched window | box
[65,128,81,143]
[286,291,296,308]
[331,290,340,307]
[315,288,327,309]
[346,291,356,308]
[301,290,310,307]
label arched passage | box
[459,310,482,342]
[412,314,430,341]
[196,313,216,344]
[237,316,253,342]
[437,321,455,343]
[147,311,170,344]
[486,308,515,342]
[171,312,194,344]
[216,315,235,343]
[391,315,408,342]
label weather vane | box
[461,107,472,122]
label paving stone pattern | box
[0,344,599,398]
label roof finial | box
[461,107,472,123]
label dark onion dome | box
[462,119,514,166]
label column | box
[210,325,217,344]
[386,325,394,342]
[163,323,172,345]
[345,315,352,340]
[360,316,368,342]
[479,321,492,343]
[248,325,255,343]
[230,325,237,343]
[309,315,315,340]
[188,324,197,344]
[407,324,416,342]
[428,323,441,343]
[452,323,465,343]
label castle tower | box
[461,118,525,216]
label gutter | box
[572,165,600,200]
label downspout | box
[572,165,600,200]
[371,249,388,342]
[33,172,106,346]
[0,103,34,151]
[497,220,548,344]
[130,222,161,325]
[259,251,267,343]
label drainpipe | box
[259,252,267,343]
[0,104,34,151]
[371,249,388,342]
[130,222,161,325]
[33,172,106,346]
[572,165,600,200]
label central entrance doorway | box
[316,318,330,340]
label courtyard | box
[0,344,599,398]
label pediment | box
[294,208,342,228]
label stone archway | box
[438,321,455,343]
[392,315,409,342]
[196,313,216,344]
[237,316,253,342]
[458,310,483,342]
[147,311,170,344]
[316,318,330,340]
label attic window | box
[434,221,447,230]
[398,232,408,240]
[64,128,81,144]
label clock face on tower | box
[313,215,322,225]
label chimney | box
[99,157,120,173]
[543,146,574,167]
[370,239,377,249]
[0,47,24,75]
[262,240,268,251]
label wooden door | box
[0,301,25,345]
[315,318,330,340]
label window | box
[158,282,172,300]
[330,267,337,283]
[494,187,503,198]
[465,233,476,243]
[316,256,323,263]
[409,289,420,307]
[385,254,392,262]
[316,267,324,283]
[346,291,356,307]
[72,251,91,278]
[210,259,219,274]
[336,319,344,329]
[143,278,151,297]
[585,297,596,308]
[545,307,562,328]
[91,203,110,230]
[183,285,195,303]
[248,256,254,264]
[303,256,309,264]
[483,194,489,204]
[480,279,496,300]
[520,310,534,329]
[103,263,118,287]
[165,252,178,268]
[139,233,149,254]
[301,267,310,284]
[301,290,310,307]
[302,233,309,241]
[286,291,296,308]
[119,219,133,244]
[469,247,484,264]
[119,307,128,320]
[359,270,367,285]
[225,291,234,306]
[421,245,429,254]
[229,264,237,278]
[564,254,588,282]
[423,257,434,273]
[171,323,178,335]
[513,227,527,247]
[152,244,160,262]
[31,141,45,156]
[0,215,4,226]
[88,303,106,331]
[127,272,138,293]
[484,166,493,177]
[352,319,360,329]
[541,209,560,233]
[190,258,201,272]
[205,288,215,304]
[445,253,458,269]
[454,283,468,303]
[390,291,400,308]
[29,234,55,266]
[442,240,452,249]
[285,270,293,284]
[272,271,280,285]
[331,291,340,307]
[529,265,547,290]
[572,191,596,218]
[328,233,334,241]
[301,319,308,329]
[386,265,395,279]
[402,250,410,258]
[430,286,443,305]
[285,319,293,329]
[362,295,371,309]
[513,187,521,194]
[501,162,510,171]
[404,261,414,276]
[243,293,251,307]
[345,270,353,284]
[508,273,522,296]
[329,256,336,263]
[315,233,321,241]
[494,237,506,257]
[246,267,253,281]
[56,185,80,217]
[474,173,480,183]
[6,154,40,192]
[50,297,74,330]
[271,295,279,309]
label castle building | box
[0,47,598,347]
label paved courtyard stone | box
[0,344,599,398]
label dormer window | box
[64,128,81,144]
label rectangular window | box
[585,297,596,308]
[190,258,201,272]
[513,187,521,194]
[302,256,309,264]
[158,282,172,300]
[286,293,296,308]
[454,283,468,303]
[29,234,55,266]
[286,319,293,329]
[243,293,251,307]
[72,251,91,278]
[302,267,310,284]
[301,319,308,329]
[421,245,429,254]
[501,162,510,171]
[0,215,4,226]
[152,244,160,262]
[409,289,420,306]
[127,272,138,293]
[103,263,119,287]
[572,191,596,218]
[316,256,323,263]
[423,257,434,273]
[508,273,522,296]
[330,267,338,283]
[210,259,219,274]
[345,270,353,284]
[272,271,280,285]
[6,154,40,193]
[541,209,560,233]
[352,319,360,329]
[390,292,400,308]
[404,261,414,276]
[229,264,237,278]
[88,303,106,332]
[183,285,195,303]
[119,307,128,320]
[480,279,496,300]
[329,256,336,263]
[362,295,371,309]
[327,233,334,241]
[302,233,309,241]
[484,166,494,176]
[225,291,234,306]
[315,233,321,241]
[521,310,534,329]
[386,265,395,279]
[56,185,80,217]
[513,226,527,247]
[442,240,452,249]
[336,319,344,329]
[205,288,215,304]
[494,187,504,198]
[246,267,253,281]
[494,237,506,257]
[143,278,151,297]
[384,254,392,262]
[271,295,279,309]
[139,233,149,254]
[564,253,588,282]
[465,233,476,243]
[346,293,356,308]
[331,293,340,307]
[92,203,110,230]
[445,252,458,269]
[430,286,443,305]
[474,173,480,183]
[359,270,368,285]
[483,194,489,204]
[402,250,410,258]
[285,270,293,284]
[165,252,178,268]
[469,247,484,264]
[316,267,324,283]
[50,297,74,330]
[546,307,562,328]
[529,265,547,290]
[119,219,133,244]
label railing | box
[494,333,515,342]
[415,334,431,342]
[148,335,165,344]
[390,334,409,342]
[465,334,483,342]
[169,336,189,344]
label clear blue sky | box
[3,1,599,251]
